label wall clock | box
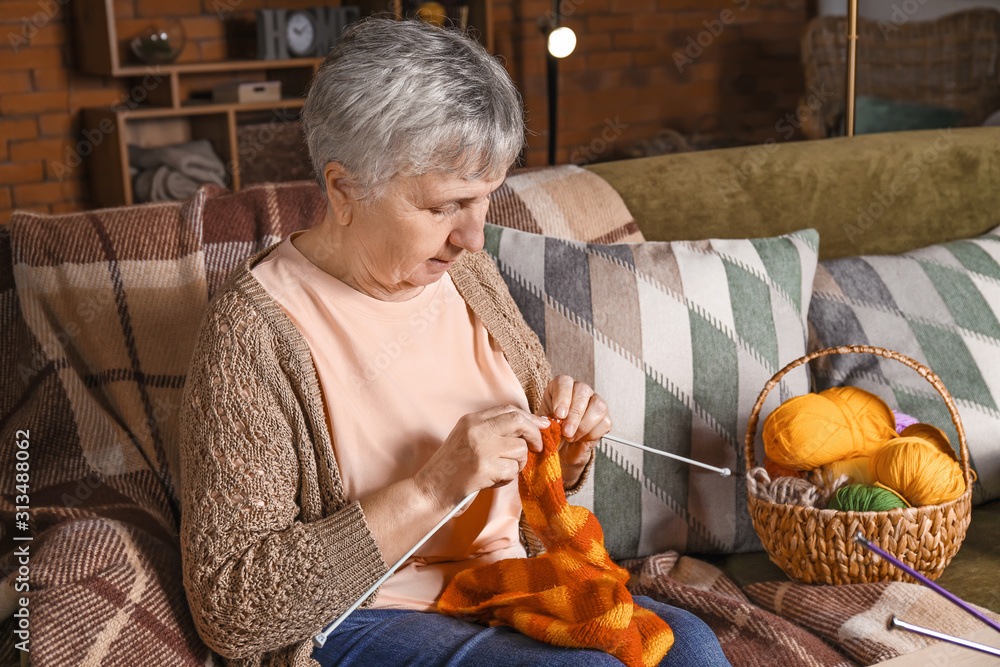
[286,11,318,57]
[256,7,361,60]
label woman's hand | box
[540,376,612,489]
[414,405,550,513]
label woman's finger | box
[488,458,522,488]
[484,437,532,487]
[543,375,575,420]
[569,395,612,443]
[499,436,529,473]
[575,418,612,446]
[479,403,548,428]
[562,381,595,439]
[488,408,546,453]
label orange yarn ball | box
[869,437,966,507]
[764,457,801,479]
[762,386,898,471]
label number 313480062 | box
[15,429,29,505]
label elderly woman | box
[179,17,729,667]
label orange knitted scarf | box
[437,418,674,666]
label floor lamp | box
[541,7,576,165]
[846,0,859,136]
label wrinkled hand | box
[540,376,612,488]
[415,405,550,512]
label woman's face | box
[347,170,504,299]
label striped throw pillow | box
[483,223,820,557]
[809,224,1000,504]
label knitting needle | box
[315,434,729,646]
[888,616,1000,657]
[313,490,478,648]
[602,434,732,477]
[854,533,1000,635]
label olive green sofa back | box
[586,127,1000,259]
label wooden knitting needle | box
[602,435,732,477]
[313,490,478,648]
[888,617,1000,658]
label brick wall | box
[1,0,115,221]
[494,0,809,166]
[0,0,808,220]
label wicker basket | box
[744,345,973,585]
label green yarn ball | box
[828,484,907,512]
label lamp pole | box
[845,0,858,136]
[547,0,560,165]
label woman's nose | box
[450,203,487,253]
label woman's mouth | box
[429,256,457,269]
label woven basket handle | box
[744,345,971,487]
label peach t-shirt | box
[250,230,529,611]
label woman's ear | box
[323,162,357,226]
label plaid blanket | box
[622,553,853,666]
[745,579,1000,664]
[1,173,993,666]
[1,182,325,666]
[623,552,1000,666]
[487,165,644,243]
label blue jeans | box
[311,595,731,666]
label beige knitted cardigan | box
[178,242,593,667]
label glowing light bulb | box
[547,26,576,58]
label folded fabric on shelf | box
[128,139,227,202]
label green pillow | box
[855,95,963,134]
[483,223,820,558]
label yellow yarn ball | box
[869,437,966,506]
[762,386,898,470]
[820,456,874,486]
[900,423,952,454]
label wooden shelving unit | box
[74,0,492,208]
[72,0,321,207]
[80,61,320,208]
[81,75,319,207]
[79,54,322,207]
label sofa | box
[586,127,1000,605]
[2,127,999,666]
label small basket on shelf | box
[744,345,974,585]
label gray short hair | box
[301,18,525,201]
